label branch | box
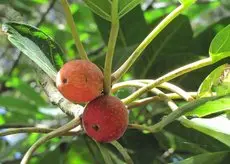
[128,124,153,132]
[134,79,194,101]
[123,58,213,104]
[103,0,119,95]
[61,0,89,60]
[112,80,194,102]
[129,96,222,133]
[0,127,81,137]
[21,117,81,164]
[38,70,84,118]
[112,3,195,82]
[127,92,197,109]
[112,80,192,107]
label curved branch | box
[129,96,222,133]
[112,3,194,82]
[21,117,81,164]
[123,58,212,104]
[110,141,134,164]
[135,79,194,101]
[61,0,89,60]
[113,80,194,102]
[127,92,197,109]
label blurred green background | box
[0,0,230,163]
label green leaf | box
[198,64,229,97]
[2,22,65,80]
[209,24,230,62]
[171,151,230,164]
[83,0,142,21]
[181,115,230,147]
[186,96,230,117]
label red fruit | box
[56,60,103,103]
[82,95,128,142]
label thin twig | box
[133,79,194,101]
[112,80,194,102]
[123,58,212,104]
[129,96,222,133]
[110,141,134,164]
[127,92,197,109]
[61,0,89,60]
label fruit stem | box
[103,0,119,95]
[110,141,134,164]
[111,2,195,82]
[20,117,80,164]
[61,0,89,60]
[123,58,213,104]
[0,127,81,136]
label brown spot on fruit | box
[62,78,68,84]
[92,124,100,131]
[82,95,129,143]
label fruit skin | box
[56,60,103,103]
[82,95,128,142]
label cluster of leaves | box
[1,0,230,163]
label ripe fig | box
[56,60,103,103]
[82,95,128,142]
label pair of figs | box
[56,60,128,142]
